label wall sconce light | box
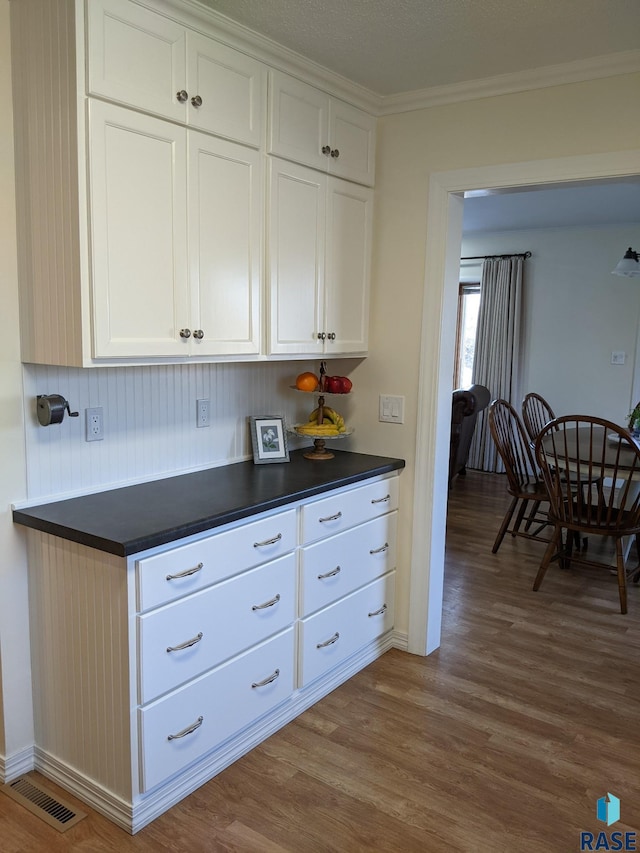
[612,247,640,277]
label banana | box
[308,405,345,431]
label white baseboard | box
[0,744,36,784]
[391,629,409,651]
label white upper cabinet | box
[87,0,265,148]
[268,159,372,356]
[268,70,376,187]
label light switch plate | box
[611,351,626,365]
[379,395,405,424]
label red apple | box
[339,376,353,393]
[325,375,342,393]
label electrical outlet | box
[196,398,210,428]
[85,407,104,441]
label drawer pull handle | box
[252,593,281,611]
[368,604,388,618]
[319,511,342,523]
[253,533,282,548]
[318,565,341,580]
[251,668,280,688]
[317,631,340,649]
[166,562,203,581]
[371,494,391,504]
[166,632,203,653]
[167,715,204,741]
[370,542,389,555]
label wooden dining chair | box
[533,415,640,614]
[487,399,552,553]
[522,392,556,445]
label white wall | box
[462,224,640,423]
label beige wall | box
[352,73,640,634]
[0,0,31,763]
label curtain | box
[468,255,524,472]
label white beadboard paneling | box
[22,361,328,502]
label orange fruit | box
[295,372,319,392]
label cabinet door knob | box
[327,332,336,340]
[317,332,326,340]
[176,90,189,103]
[191,95,203,108]
[192,329,204,339]
[179,328,191,339]
[321,145,331,156]
[330,148,340,159]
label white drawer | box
[138,553,296,703]
[300,512,397,616]
[136,508,297,611]
[139,627,295,793]
[298,572,395,687]
[300,477,399,544]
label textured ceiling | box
[199,0,640,95]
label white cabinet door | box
[189,132,262,355]
[187,34,265,147]
[268,70,376,186]
[324,178,373,354]
[328,100,376,187]
[268,70,329,172]
[268,159,325,355]
[89,101,189,358]
[87,0,188,123]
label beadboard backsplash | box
[22,361,341,503]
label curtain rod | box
[460,251,532,261]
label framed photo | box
[249,416,290,464]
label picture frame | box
[249,416,290,464]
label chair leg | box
[533,526,562,591]
[512,499,529,536]
[524,500,540,531]
[615,538,628,614]
[492,496,519,554]
[632,534,640,584]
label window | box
[454,283,480,388]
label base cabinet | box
[25,473,399,833]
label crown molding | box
[378,49,640,116]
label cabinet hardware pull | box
[371,494,391,504]
[369,542,389,554]
[166,631,203,653]
[317,332,326,340]
[192,329,204,339]
[179,328,191,338]
[251,668,280,688]
[253,532,282,548]
[316,631,339,649]
[191,94,203,107]
[368,604,387,618]
[166,562,203,581]
[327,332,336,340]
[176,89,189,103]
[252,593,281,611]
[330,148,340,159]
[319,511,342,523]
[167,715,203,741]
[321,145,331,155]
[317,565,341,580]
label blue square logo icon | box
[597,793,621,826]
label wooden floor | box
[3,470,640,852]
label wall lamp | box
[612,247,640,277]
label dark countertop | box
[13,449,405,557]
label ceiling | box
[199,0,640,96]
[198,0,640,232]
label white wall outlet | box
[196,398,210,428]
[85,407,104,441]
[611,351,626,365]
[379,395,405,424]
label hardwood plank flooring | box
[2,470,640,851]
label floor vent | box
[1,774,87,832]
